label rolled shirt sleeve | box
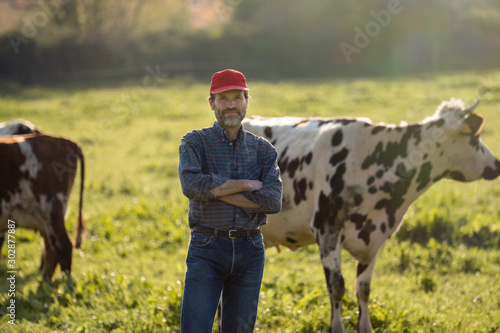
[178,134,229,201]
[241,145,282,214]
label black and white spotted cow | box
[242,98,500,333]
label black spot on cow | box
[375,163,416,228]
[278,158,288,175]
[350,213,367,229]
[317,119,333,127]
[380,223,386,233]
[293,178,308,205]
[278,147,289,173]
[300,153,313,170]
[288,158,300,177]
[357,263,369,276]
[371,126,385,135]
[313,192,344,234]
[354,194,363,206]
[449,171,465,182]
[336,118,357,126]
[330,163,346,196]
[309,182,314,189]
[313,192,331,233]
[416,162,432,191]
[358,219,376,245]
[367,176,375,185]
[426,118,445,129]
[376,170,384,178]
[433,170,449,183]
[279,149,314,178]
[332,130,343,146]
[329,269,345,304]
[368,186,377,194]
[305,152,313,164]
[279,146,288,159]
[264,126,273,139]
[380,182,393,193]
[330,148,349,167]
[286,237,298,244]
[361,125,422,170]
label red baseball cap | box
[210,69,249,94]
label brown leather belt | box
[193,225,261,239]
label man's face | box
[210,89,248,128]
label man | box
[178,69,283,332]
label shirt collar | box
[212,121,245,142]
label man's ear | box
[461,113,484,137]
[208,97,214,110]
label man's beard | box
[215,107,247,128]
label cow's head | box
[431,98,500,182]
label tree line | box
[1,0,499,83]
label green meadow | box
[1,70,500,332]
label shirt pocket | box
[247,162,262,180]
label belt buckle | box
[228,230,238,239]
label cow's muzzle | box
[482,159,500,180]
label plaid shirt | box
[179,122,282,230]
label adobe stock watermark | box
[340,0,408,64]
[6,219,17,326]
[8,0,72,54]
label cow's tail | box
[74,142,85,249]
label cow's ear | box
[461,113,484,137]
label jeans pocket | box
[190,232,213,248]
[250,234,265,249]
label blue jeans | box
[181,230,265,333]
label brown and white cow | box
[243,98,500,333]
[0,133,85,279]
[0,119,39,253]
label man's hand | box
[208,179,263,209]
[209,179,262,197]
[245,180,263,191]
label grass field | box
[1,70,500,332]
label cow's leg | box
[50,210,73,277]
[9,207,47,270]
[41,233,58,280]
[355,252,378,333]
[317,231,345,333]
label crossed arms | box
[209,179,263,209]
[178,134,282,214]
